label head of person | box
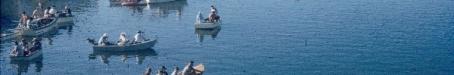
[65,5,69,9]
[21,11,26,16]
[47,7,51,10]
[161,66,167,70]
[137,30,143,33]
[120,32,126,36]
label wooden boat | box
[14,17,58,36]
[194,64,205,75]
[89,38,158,51]
[195,11,220,29]
[10,50,43,61]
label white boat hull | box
[93,39,158,51]
[14,18,58,36]
[195,22,220,29]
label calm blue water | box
[1,0,454,75]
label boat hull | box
[93,39,157,51]
[10,50,43,61]
[146,0,176,3]
[195,22,220,29]
[121,2,148,6]
[14,18,58,36]
[57,16,73,23]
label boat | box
[194,64,205,75]
[88,36,158,51]
[14,17,58,36]
[146,0,176,3]
[10,49,43,61]
[194,11,221,29]
[121,1,148,6]
[56,14,73,24]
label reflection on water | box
[108,0,187,17]
[10,56,43,75]
[146,0,187,17]
[195,27,221,43]
[88,49,157,64]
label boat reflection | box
[9,56,43,75]
[195,27,221,42]
[145,0,187,17]
[88,48,157,64]
[108,0,187,17]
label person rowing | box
[182,61,195,75]
[117,32,129,46]
[32,2,44,19]
[133,30,146,44]
[98,33,110,46]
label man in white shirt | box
[98,33,109,46]
[133,31,145,44]
[49,5,57,16]
[117,32,129,46]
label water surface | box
[1,0,454,75]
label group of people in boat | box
[18,2,72,29]
[97,31,147,46]
[10,38,42,57]
[144,61,203,75]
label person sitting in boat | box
[210,5,217,14]
[133,31,146,44]
[10,41,22,56]
[157,66,168,75]
[207,11,219,23]
[171,66,179,75]
[31,38,42,51]
[98,33,110,46]
[32,7,44,19]
[117,32,129,46]
[182,61,195,75]
[62,5,72,17]
[49,5,58,17]
[20,39,29,56]
[19,12,31,28]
